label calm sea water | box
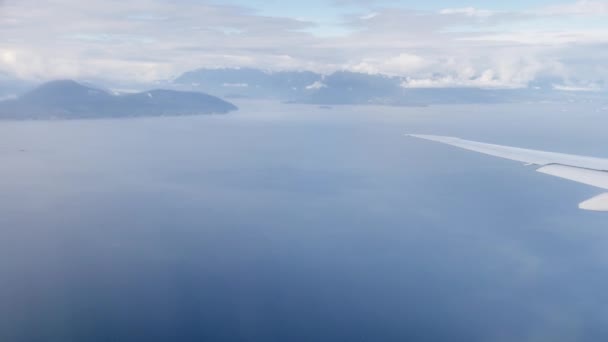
[1,101,608,341]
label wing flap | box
[537,164,608,190]
[579,193,608,212]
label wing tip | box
[404,133,440,139]
[405,134,460,143]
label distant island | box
[0,80,238,120]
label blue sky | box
[1,0,608,89]
[222,0,563,14]
[219,0,569,35]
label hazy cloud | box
[439,7,496,18]
[0,0,607,89]
[540,0,608,16]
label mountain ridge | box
[171,68,606,106]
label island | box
[0,80,238,119]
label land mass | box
[0,80,238,119]
[171,68,606,106]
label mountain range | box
[0,69,604,115]
[0,80,238,119]
[171,68,606,106]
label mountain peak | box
[21,79,110,103]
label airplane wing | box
[407,134,608,211]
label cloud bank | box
[0,0,607,89]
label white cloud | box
[305,81,327,90]
[402,75,524,89]
[1,50,17,64]
[360,12,378,20]
[540,0,608,16]
[348,53,429,75]
[397,52,562,89]
[461,30,608,45]
[0,0,607,89]
[222,83,249,88]
[552,83,603,92]
[439,7,495,18]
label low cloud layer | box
[1,0,608,88]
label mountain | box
[0,73,33,101]
[0,80,238,119]
[173,69,419,104]
[173,68,321,100]
[172,68,607,106]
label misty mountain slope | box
[297,71,406,105]
[0,74,34,101]
[0,80,238,119]
[174,68,321,100]
[173,68,402,102]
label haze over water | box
[2,102,608,341]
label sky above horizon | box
[1,0,608,89]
